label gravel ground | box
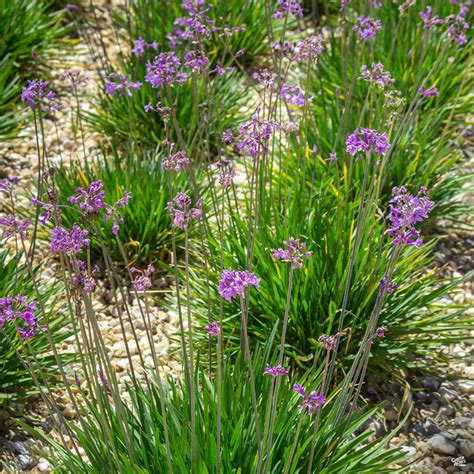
[0,4,473,473]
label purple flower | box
[293,384,327,414]
[419,6,444,30]
[375,326,388,337]
[163,149,190,172]
[166,193,203,229]
[73,260,99,293]
[0,177,18,193]
[21,80,62,112]
[274,0,303,20]
[264,364,289,376]
[65,3,80,11]
[446,10,469,46]
[69,181,107,214]
[372,0,382,8]
[272,237,312,269]
[105,73,141,97]
[359,63,394,89]
[280,84,311,107]
[325,152,337,162]
[0,296,43,339]
[184,49,209,74]
[50,224,90,255]
[253,69,277,90]
[380,276,398,294]
[64,70,89,90]
[0,214,30,243]
[222,128,234,144]
[130,264,155,291]
[387,186,434,248]
[345,128,390,157]
[216,160,235,188]
[318,332,345,351]
[353,16,382,40]
[293,35,325,62]
[218,269,260,302]
[340,0,350,12]
[418,85,439,97]
[145,52,187,88]
[131,38,157,57]
[204,322,220,336]
[69,181,130,235]
[236,113,280,157]
[98,370,109,390]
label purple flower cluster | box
[166,192,203,229]
[0,214,30,243]
[236,114,280,157]
[216,160,236,189]
[419,6,444,30]
[218,269,260,302]
[21,80,62,112]
[50,224,90,255]
[318,332,345,351]
[359,63,394,89]
[387,186,434,248]
[380,276,398,294]
[293,384,327,414]
[253,68,277,90]
[64,70,89,90]
[293,35,325,62]
[264,364,289,376]
[353,16,382,41]
[418,85,439,97]
[132,38,158,57]
[73,260,99,293]
[145,52,187,88]
[204,321,220,336]
[345,128,391,157]
[272,237,312,269]
[446,9,470,46]
[375,326,388,337]
[105,73,141,97]
[280,84,311,107]
[130,264,155,291]
[0,296,43,339]
[274,0,304,20]
[163,144,190,172]
[69,180,107,213]
[69,181,130,235]
[0,177,18,193]
[184,49,209,74]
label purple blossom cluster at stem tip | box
[375,326,388,337]
[130,264,155,291]
[21,80,62,112]
[293,384,327,414]
[68,180,131,235]
[0,296,44,339]
[204,322,220,336]
[345,128,391,157]
[318,332,345,351]
[272,237,312,269]
[105,73,141,98]
[0,214,30,243]
[274,0,303,20]
[50,224,90,255]
[264,364,289,376]
[236,113,280,157]
[166,193,202,229]
[162,143,190,172]
[380,276,398,294]
[73,260,99,293]
[353,16,382,41]
[388,186,434,248]
[218,269,260,302]
[132,38,158,57]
